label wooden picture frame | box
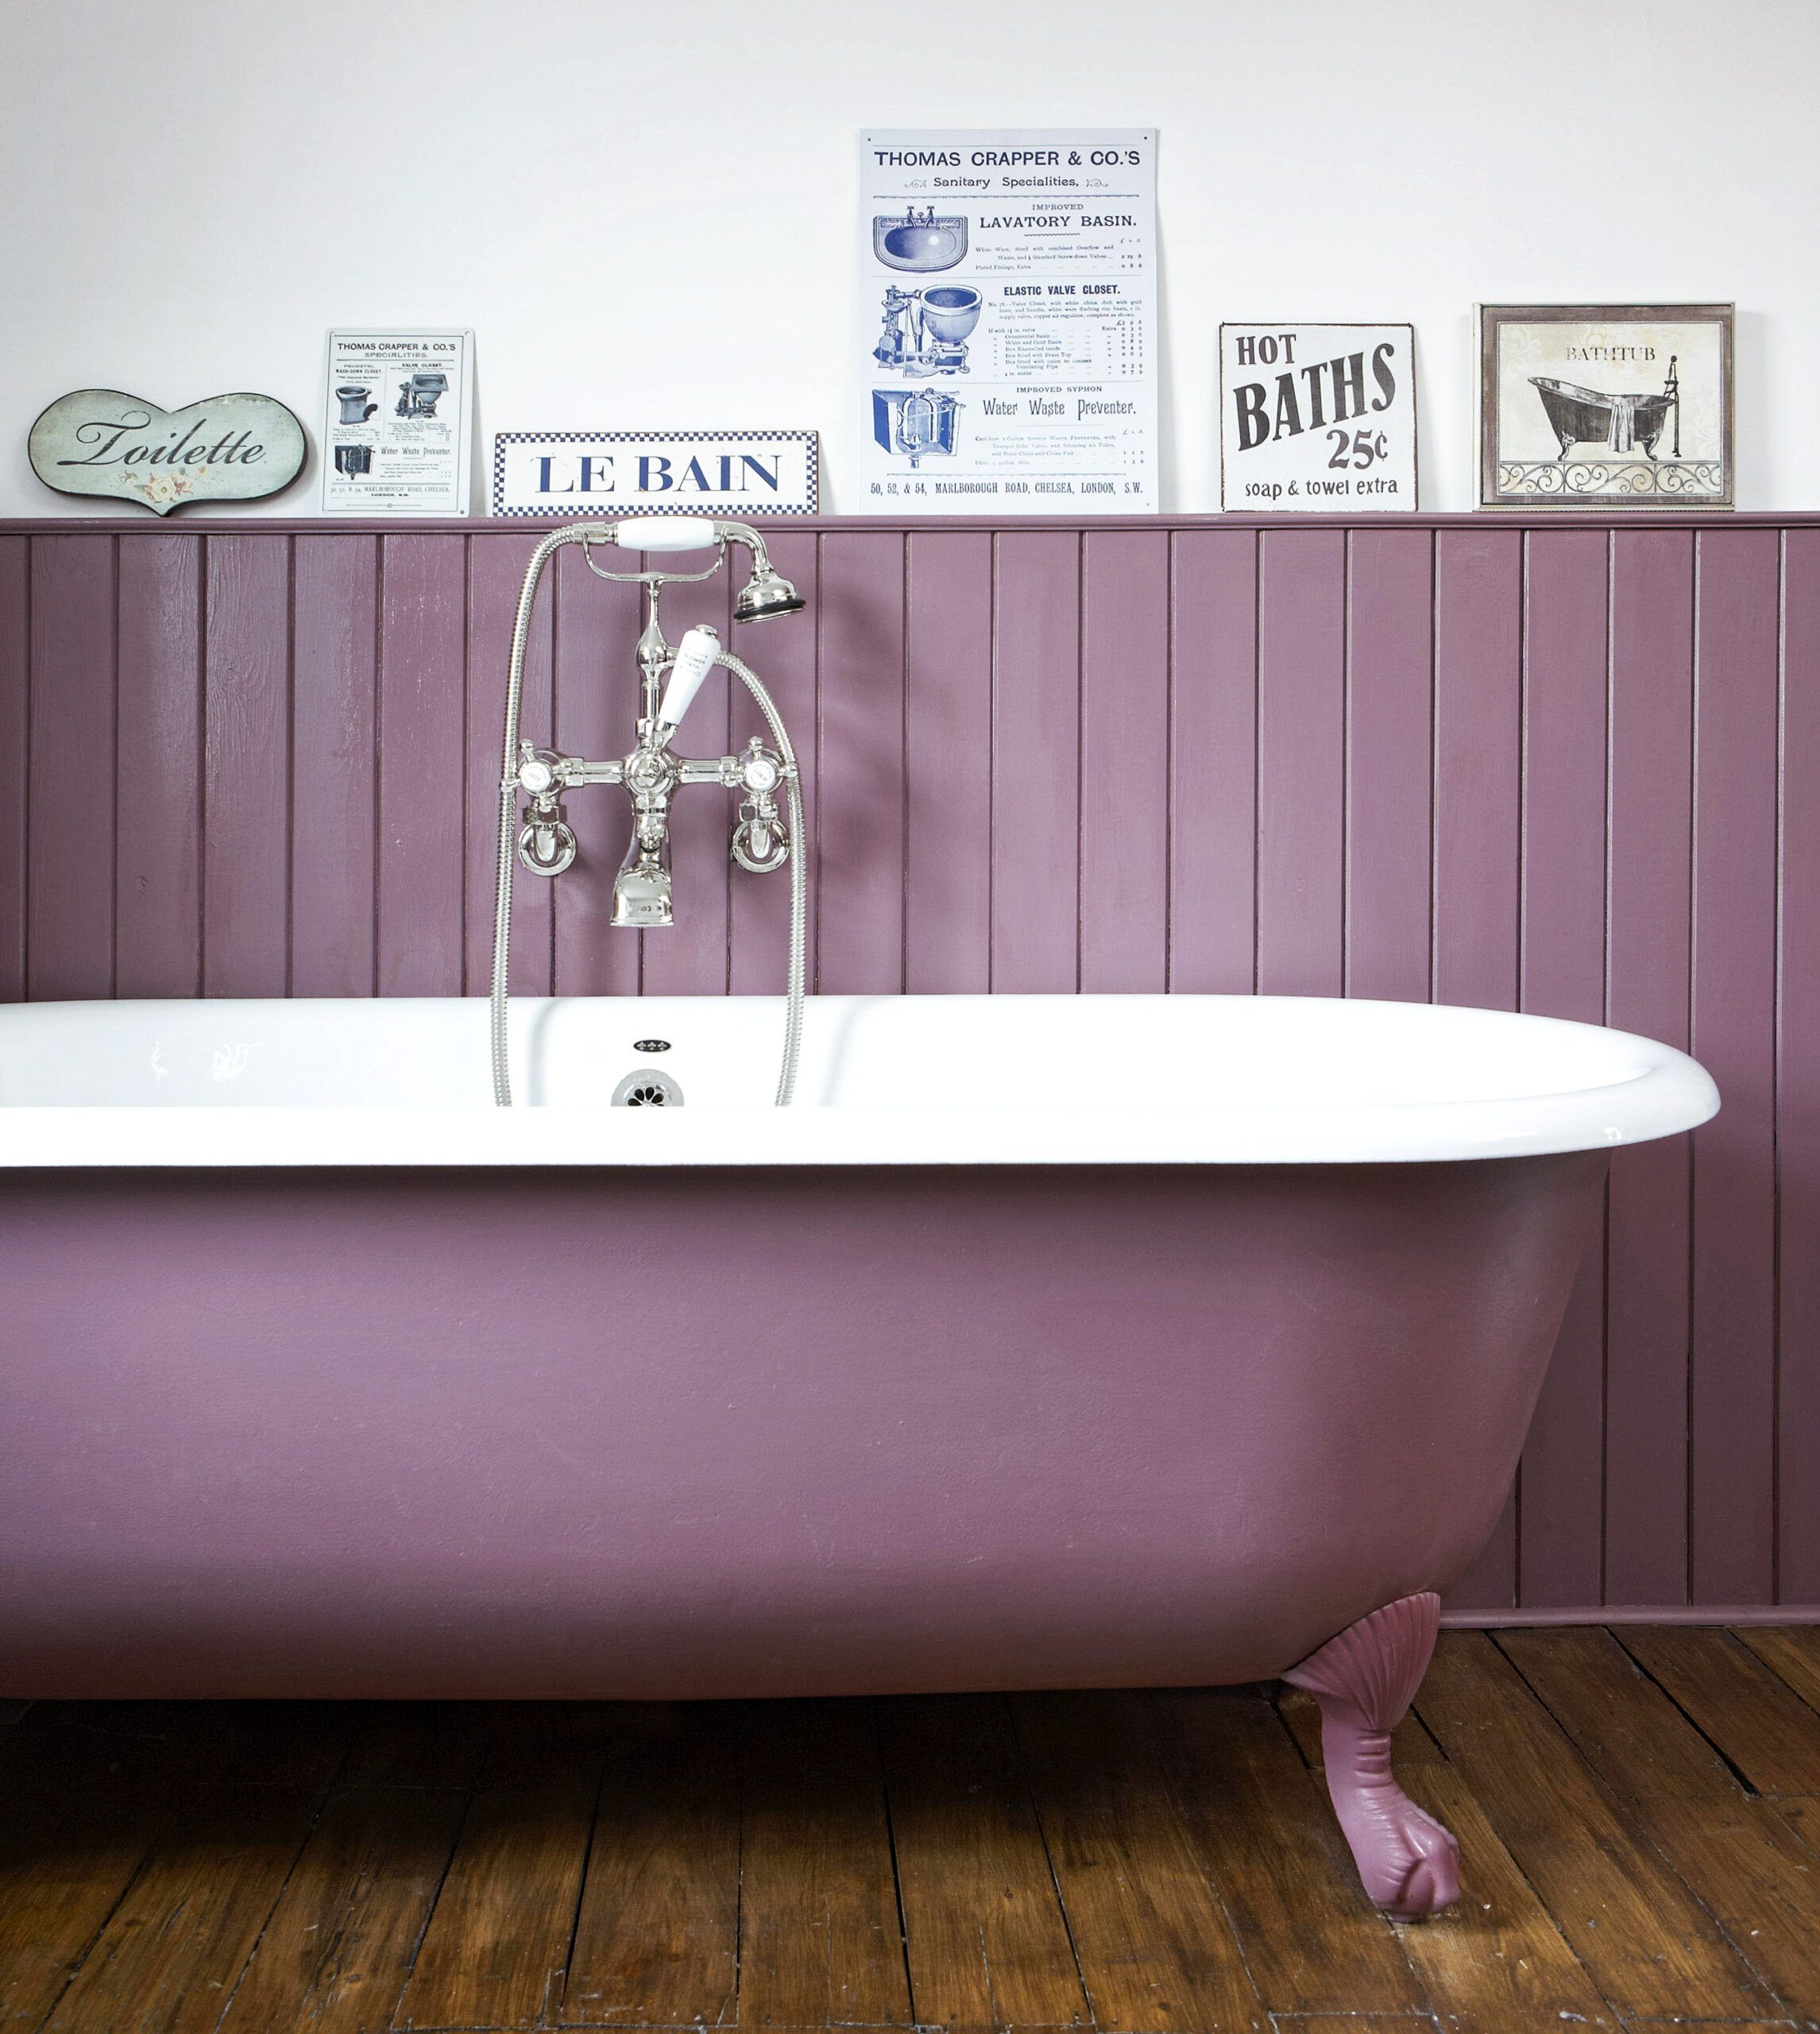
[1478,302,1733,508]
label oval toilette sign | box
[29,389,307,515]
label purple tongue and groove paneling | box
[1606,532,1698,1606]
[1258,529,1346,998]
[293,536,377,998]
[1344,527,1433,1006]
[1691,529,1781,1607]
[1432,529,1525,1607]
[0,509,1811,1624]
[1783,530,1820,1606]
[1169,528,1257,992]
[906,531,989,993]
[1515,531,1611,1610]
[117,533,203,1000]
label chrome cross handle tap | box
[512,621,794,927]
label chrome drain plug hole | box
[612,1069,684,1107]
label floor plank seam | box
[551,1752,612,2026]
[21,1740,215,2034]
[388,1765,485,2033]
[203,1777,340,2033]
[1001,1693,1100,2031]
[1737,1631,1820,1728]
[872,1699,922,2032]
[1484,1630,1806,2027]
[1603,1629,1768,1796]
[1155,1685,1404,2025]
[1408,1666,1640,2028]
[729,1710,748,2033]
[1389,1702,1616,2028]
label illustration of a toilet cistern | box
[875,284,982,377]
[489,516,809,1108]
[873,389,963,467]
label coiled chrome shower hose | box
[489,527,807,1109]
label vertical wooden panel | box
[203,535,289,998]
[1344,528,1433,1002]
[1605,528,1696,1607]
[0,539,24,1003]
[116,535,202,999]
[466,532,558,999]
[1432,528,1522,1012]
[639,549,736,1000]
[549,539,637,999]
[816,531,906,994]
[292,536,377,999]
[1690,530,1781,1604]
[1781,529,1820,1602]
[376,534,465,996]
[1167,528,1256,993]
[903,532,991,993]
[991,532,1080,993]
[1434,528,1523,1613]
[1516,529,1610,1610]
[731,531,821,997]
[28,534,116,1000]
[1079,530,1169,992]
[1257,529,1345,996]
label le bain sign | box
[29,389,307,515]
[491,429,818,518]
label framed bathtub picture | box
[1478,303,1733,508]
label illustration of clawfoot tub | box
[1530,355,1680,461]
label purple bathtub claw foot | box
[1284,1591,1459,1918]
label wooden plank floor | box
[2,1629,1818,2032]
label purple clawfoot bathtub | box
[0,991,1717,1917]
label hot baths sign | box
[1219,323,1417,512]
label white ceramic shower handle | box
[659,625,721,730]
[613,514,717,552]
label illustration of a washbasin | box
[874,208,968,273]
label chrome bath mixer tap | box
[489,515,809,1108]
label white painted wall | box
[3,0,1816,516]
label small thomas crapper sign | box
[1219,324,1417,512]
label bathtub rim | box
[0,992,1720,1169]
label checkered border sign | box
[490,429,818,518]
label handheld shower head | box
[733,563,805,623]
